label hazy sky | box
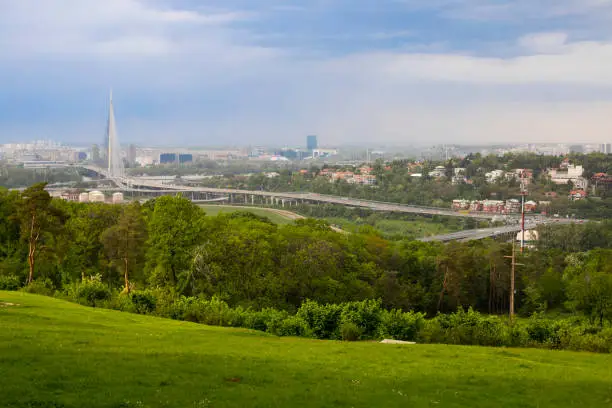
[1,0,612,146]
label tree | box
[100,203,147,293]
[145,196,206,288]
[16,183,65,284]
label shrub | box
[277,316,312,337]
[130,291,157,314]
[416,318,444,344]
[296,300,342,339]
[21,278,54,296]
[436,308,508,347]
[75,275,111,307]
[525,313,562,346]
[378,309,425,341]
[0,275,21,291]
[245,308,289,334]
[340,322,362,341]
[340,299,383,339]
[176,296,238,326]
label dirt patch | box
[0,302,19,307]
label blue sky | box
[1,0,612,146]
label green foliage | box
[130,291,157,314]
[20,278,55,296]
[277,316,312,337]
[340,299,383,339]
[75,275,111,307]
[340,321,362,341]
[378,309,425,341]
[0,275,21,291]
[244,308,289,334]
[435,308,509,347]
[145,196,206,287]
[296,300,342,339]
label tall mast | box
[108,89,113,174]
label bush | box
[277,316,312,337]
[525,313,562,346]
[245,308,289,334]
[340,321,362,341]
[340,299,383,339]
[21,278,54,296]
[175,296,239,326]
[130,291,157,314]
[435,308,509,347]
[416,318,444,344]
[296,300,342,339]
[378,309,425,341]
[0,275,21,291]
[75,275,111,307]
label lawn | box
[325,217,458,239]
[1,292,612,408]
[198,205,295,225]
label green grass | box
[198,205,295,225]
[2,292,612,408]
[325,217,457,239]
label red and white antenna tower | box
[520,170,528,252]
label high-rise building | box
[127,144,137,167]
[91,144,101,162]
[307,135,318,151]
[600,143,612,154]
[160,153,177,164]
[569,145,584,154]
[179,154,193,164]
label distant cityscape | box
[0,138,610,169]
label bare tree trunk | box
[28,242,35,284]
[124,257,130,293]
[27,214,36,284]
[438,266,449,312]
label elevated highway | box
[419,218,579,242]
[76,165,519,220]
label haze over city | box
[1,0,612,146]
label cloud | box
[0,0,255,56]
[398,0,612,21]
[1,0,612,145]
[517,32,569,54]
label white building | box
[485,170,505,183]
[88,191,105,203]
[429,166,446,178]
[549,164,588,190]
[112,192,124,204]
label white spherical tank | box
[88,191,106,203]
[112,192,124,204]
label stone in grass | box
[379,339,416,345]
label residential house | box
[549,163,588,190]
[569,190,588,201]
[428,165,447,179]
[485,170,505,183]
[524,200,538,212]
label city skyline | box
[1,0,612,145]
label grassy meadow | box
[198,205,296,225]
[1,291,612,408]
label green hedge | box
[33,287,612,353]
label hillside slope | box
[1,292,611,408]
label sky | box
[1,0,612,147]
